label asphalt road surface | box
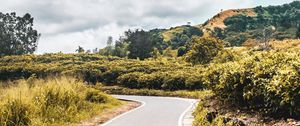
[100,95,195,126]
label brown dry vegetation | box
[198,8,256,30]
[270,39,300,50]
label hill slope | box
[161,1,299,47]
[203,1,300,46]
[198,8,256,30]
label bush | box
[212,49,240,63]
[138,73,165,89]
[117,72,144,89]
[266,66,300,117]
[85,89,111,103]
[206,51,300,118]
[185,37,223,64]
[185,74,206,90]
[162,73,186,90]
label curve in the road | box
[100,95,196,126]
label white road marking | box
[100,100,146,126]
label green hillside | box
[209,1,300,46]
[161,1,299,47]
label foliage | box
[185,37,224,64]
[98,86,213,99]
[126,29,163,60]
[76,46,85,53]
[177,46,187,57]
[85,89,113,103]
[0,12,40,56]
[1,45,300,118]
[162,47,177,57]
[217,1,300,46]
[193,99,245,126]
[113,37,129,57]
[167,26,203,49]
[99,36,114,56]
[212,49,240,63]
[0,77,121,126]
[204,50,300,118]
[151,48,162,59]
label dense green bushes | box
[1,47,300,118]
[117,71,206,90]
[185,37,223,64]
[215,1,300,46]
[205,50,300,118]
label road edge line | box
[178,99,197,126]
[100,99,146,126]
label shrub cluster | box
[204,50,300,118]
[117,70,206,90]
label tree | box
[106,36,113,56]
[212,27,225,39]
[0,12,40,56]
[113,37,129,57]
[126,29,161,60]
[76,46,85,53]
[297,26,300,39]
[185,37,223,64]
[107,36,113,46]
[99,36,115,56]
[177,46,187,57]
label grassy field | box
[0,77,122,126]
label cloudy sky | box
[0,0,296,53]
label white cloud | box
[0,0,295,53]
[37,23,138,54]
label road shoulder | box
[79,101,141,126]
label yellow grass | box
[0,76,122,126]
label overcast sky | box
[0,0,296,53]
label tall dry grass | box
[0,76,121,126]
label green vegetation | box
[193,99,248,126]
[1,42,300,119]
[126,29,163,59]
[76,46,85,53]
[98,25,203,59]
[0,77,121,126]
[162,25,203,49]
[98,86,213,99]
[0,12,40,56]
[0,1,299,125]
[214,1,300,46]
[185,37,223,64]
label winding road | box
[100,95,197,126]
